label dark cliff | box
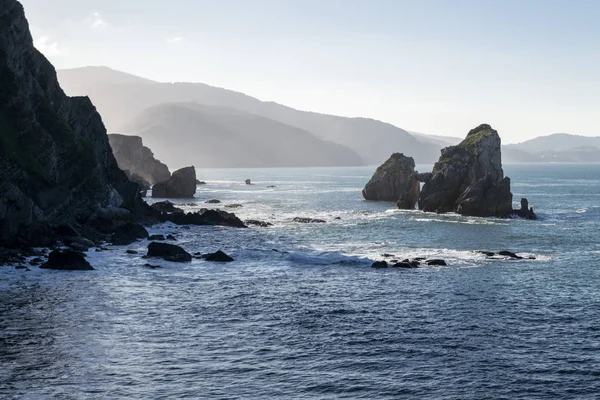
[0,0,145,246]
[108,134,171,185]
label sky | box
[20,0,600,143]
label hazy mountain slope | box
[124,103,364,169]
[58,66,443,164]
[506,133,600,152]
[410,131,462,147]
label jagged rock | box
[415,172,433,183]
[40,250,94,270]
[147,242,191,262]
[0,1,146,247]
[293,217,326,224]
[201,250,234,262]
[151,201,183,214]
[371,261,388,269]
[362,153,420,209]
[245,219,273,227]
[111,223,149,245]
[160,209,247,228]
[108,134,171,185]
[419,124,530,218]
[514,198,537,220]
[152,166,196,198]
[392,261,419,268]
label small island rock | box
[152,166,197,198]
[362,153,420,209]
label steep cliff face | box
[108,134,171,185]
[362,153,419,208]
[0,0,145,246]
[418,124,514,217]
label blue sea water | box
[1,164,600,399]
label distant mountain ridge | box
[124,102,364,169]
[57,66,444,165]
[504,133,600,163]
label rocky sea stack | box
[418,124,535,218]
[0,0,147,247]
[108,134,171,186]
[152,166,196,198]
[362,153,420,208]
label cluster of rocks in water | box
[146,242,234,263]
[363,124,537,219]
[371,250,535,269]
[371,257,447,269]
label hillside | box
[58,66,443,164]
[124,103,365,169]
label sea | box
[1,163,600,399]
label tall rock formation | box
[108,134,171,185]
[418,124,522,218]
[0,0,145,246]
[152,166,196,198]
[362,153,420,209]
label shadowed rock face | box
[418,124,514,217]
[108,134,171,185]
[0,0,145,247]
[151,166,196,198]
[362,153,419,209]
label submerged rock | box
[225,204,243,208]
[147,242,192,262]
[111,223,149,245]
[293,217,326,224]
[245,179,252,185]
[196,180,206,185]
[362,153,420,209]
[152,166,197,198]
[498,251,523,259]
[40,250,94,271]
[148,234,166,241]
[371,261,388,269]
[206,199,221,204]
[202,250,234,262]
[392,261,419,268]
[419,124,534,218]
[246,220,273,227]
[426,259,448,266]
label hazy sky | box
[20,0,600,143]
